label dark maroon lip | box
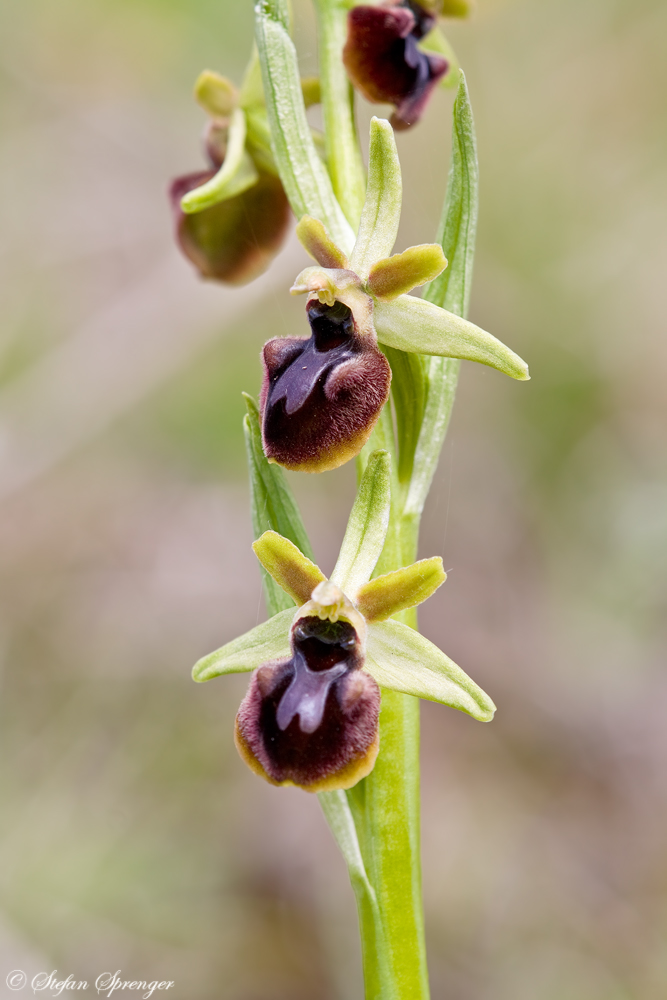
[343,1,449,130]
[267,302,358,416]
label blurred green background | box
[0,0,665,997]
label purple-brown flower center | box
[275,617,358,733]
[266,301,358,416]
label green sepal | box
[296,215,350,269]
[253,530,326,606]
[356,557,446,622]
[420,26,461,89]
[350,117,402,279]
[254,0,355,253]
[365,620,496,721]
[374,294,530,381]
[330,450,391,596]
[194,70,238,117]
[192,608,294,682]
[367,244,447,300]
[180,108,259,213]
[243,394,314,616]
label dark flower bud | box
[169,169,290,286]
[235,611,380,792]
[260,290,391,473]
[343,1,449,130]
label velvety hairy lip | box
[260,299,391,473]
[343,2,448,130]
[235,615,381,791]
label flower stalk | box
[180,3,527,997]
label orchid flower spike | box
[260,117,529,473]
[193,451,495,792]
[170,60,318,285]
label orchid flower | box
[192,451,494,791]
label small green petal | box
[252,530,326,606]
[194,70,238,118]
[300,76,321,107]
[330,450,391,596]
[374,295,530,381]
[367,245,447,300]
[296,215,350,269]
[365,620,496,721]
[350,118,402,279]
[356,557,446,622]
[181,108,259,214]
[438,0,471,17]
[192,607,294,682]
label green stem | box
[348,71,479,1000]
[312,0,366,228]
[352,418,429,998]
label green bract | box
[193,450,495,724]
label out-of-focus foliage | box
[0,0,666,997]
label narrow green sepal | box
[253,530,326,606]
[192,608,294,682]
[356,557,446,622]
[374,295,530,380]
[296,216,350,269]
[350,118,402,279]
[180,108,259,213]
[365,620,496,721]
[367,244,447,300]
[330,450,391,596]
[194,70,238,118]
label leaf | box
[381,346,426,486]
[405,70,480,519]
[367,244,447,300]
[350,117,402,278]
[296,215,350,269]
[254,0,355,253]
[244,394,314,616]
[317,789,392,995]
[180,108,259,213]
[193,608,294,682]
[374,294,529,380]
[330,450,391,596]
[356,557,446,622]
[365,620,496,721]
[252,531,326,606]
